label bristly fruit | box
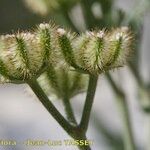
[74,27,133,74]
[0,32,45,83]
[0,23,134,84]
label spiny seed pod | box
[36,24,68,68]
[24,0,80,15]
[54,26,133,74]
[38,65,89,99]
[74,30,106,74]
[102,27,133,70]
[36,27,89,99]
[56,28,77,68]
[73,27,133,74]
[56,28,86,73]
[0,32,45,83]
[35,23,60,65]
[0,74,10,84]
[0,23,134,84]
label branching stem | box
[28,79,92,150]
[106,73,136,150]
[28,79,75,136]
[79,75,98,133]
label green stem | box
[62,74,97,150]
[145,114,150,150]
[27,79,75,137]
[93,114,124,149]
[117,95,136,150]
[129,62,150,112]
[62,97,77,125]
[129,62,144,88]
[80,0,97,29]
[28,79,91,150]
[79,75,98,133]
[62,9,79,33]
[106,73,136,150]
[138,86,150,150]
[76,135,92,150]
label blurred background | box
[0,0,150,149]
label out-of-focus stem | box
[117,95,136,150]
[80,0,97,29]
[62,97,77,125]
[129,62,143,87]
[62,9,79,33]
[144,114,150,150]
[129,62,150,112]
[106,73,136,150]
[93,114,124,149]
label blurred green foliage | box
[0,0,43,33]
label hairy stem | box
[62,97,77,125]
[106,73,136,150]
[76,135,92,150]
[79,75,98,133]
[28,79,92,150]
[28,79,75,136]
